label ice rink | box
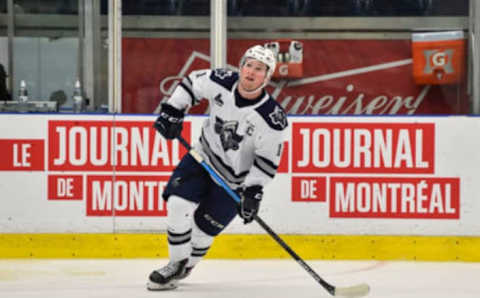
[0,259,478,298]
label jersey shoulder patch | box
[255,97,288,131]
[209,68,239,91]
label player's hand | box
[237,185,263,224]
[154,103,184,139]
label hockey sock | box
[166,196,197,262]
[187,219,214,268]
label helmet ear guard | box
[239,45,277,81]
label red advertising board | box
[122,39,469,115]
[287,120,461,220]
[329,177,460,219]
[0,139,44,171]
[48,120,190,172]
[86,175,169,216]
[291,122,435,174]
[48,175,83,200]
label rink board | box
[0,114,479,260]
[1,233,479,261]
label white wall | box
[0,114,478,236]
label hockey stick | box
[176,135,370,297]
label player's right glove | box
[153,103,185,139]
[237,185,263,224]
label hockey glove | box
[154,103,185,139]
[237,185,263,224]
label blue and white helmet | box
[239,45,277,81]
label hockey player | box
[148,45,288,290]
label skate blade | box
[147,280,178,291]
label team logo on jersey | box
[213,69,234,80]
[214,117,243,151]
[214,93,224,106]
[269,106,287,129]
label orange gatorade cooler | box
[411,31,466,85]
[266,39,303,79]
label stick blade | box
[334,283,370,297]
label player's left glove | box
[237,185,263,224]
[153,103,185,139]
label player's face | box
[239,58,268,93]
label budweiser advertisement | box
[0,114,479,236]
[123,39,469,115]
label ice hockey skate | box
[147,259,188,291]
[176,265,194,280]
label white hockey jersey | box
[166,68,288,188]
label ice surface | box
[0,259,478,298]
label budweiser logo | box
[157,51,427,115]
[275,83,429,115]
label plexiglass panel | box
[0,1,473,115]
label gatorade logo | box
[423,49,454,74]
[279,64,289,76]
